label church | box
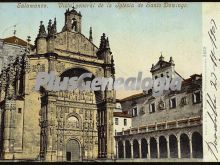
[0,7,116,161]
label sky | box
[0,2,202,99]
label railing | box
[115,116,202,136]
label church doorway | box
[66,139,81,161]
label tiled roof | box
[119,92,145,102]
[119,74,202,102]
[113,111,132,118]
[3,36,33,47]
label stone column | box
[116,141,118,159]
[147,139,151,159]
[156,137,160,159]
[166,137,170,158]
[138,140,142,158]
[131,141,133,159]
[123,141,126,159]
[104,104,115,159]
[177,136,181,158]
[3,108,11,153]
[45,99,57,161]
[47,102,53,150]
[102,138,106,157]
[189,135,193,158]
[98,137,101,158]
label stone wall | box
[132,91,202,128]
[0,41,25,73]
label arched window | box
[125,140,131,158]
[169,134,178,158]
[118,141,124,158]
[159,136,167,158]
[133,139,139,158]
[150,137,158,158]
[192,132,203,158]
[71,18,77,31]
[180,133,190,158]
[141,138,148,158]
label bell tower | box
[62,6,82,33]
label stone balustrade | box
[115,116,201,136]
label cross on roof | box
[13,25,16,36]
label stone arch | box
[141,138,148,158]
[60,67,94,79]
[169,134,178,158]
[66,138,81,161]
[59,66,97,78]
[133,139,139,158]
[72,18,77,31]
[150,137,158,158]
[180,133,190,158]
[192,132,203,158]
[59,67,103,104]
[125,140,131,158]
[159,136,167,158]
[118,141,124,158]
[66,113,82,129]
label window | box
[158,100,165,110]
[166,72,170,78]
[149,103,156,113]
[115,118,119,125]
[180,97,187,106]
[124,119,127,126]
[193,91,201,104]
[132,107,138,117]
[139,107,145,115]
[18,108,22,113]
[170,97,176,109]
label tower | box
[97,33,116,159]
[47,18,57,53]
[36,21,47,54]
[150,54,176,80]
[62,7,82,33]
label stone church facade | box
[115,56,203,160]
[0,8,115,161]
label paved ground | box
[0,158,203,162]
[95,158,203,162]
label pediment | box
[54,31,98,57]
